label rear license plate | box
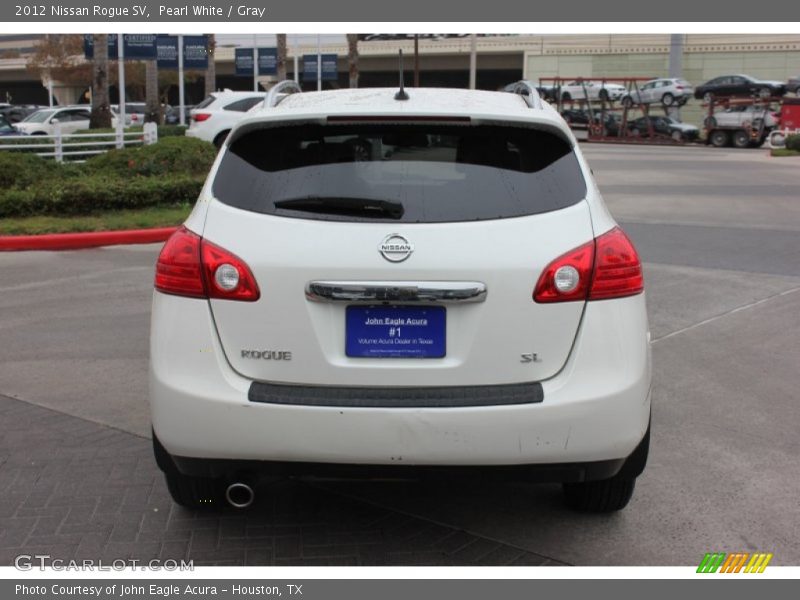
[345,305,446,358]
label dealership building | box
[1,33,798,126]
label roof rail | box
[263,80,302,109]
[507,80,544,110]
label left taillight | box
[155,227,260,302]
[533,226,643,303]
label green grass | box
[771,148,800,157]
[0,204,192,236]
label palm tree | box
[204,34,216,96]
[276,34,287,81]
[89,34,111,129]
[347,34,359,88]
[144,60,160,124]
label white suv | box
[14,106,91,135]
[151,83,652,513]
[621,78,694,107]
[186,90,268,147]
[558,80,626,102]
[705,104,780,129]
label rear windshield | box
[213,123,586,223]
[194,95,217,110]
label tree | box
[347,34,359,88]
[204,34,216,96]
[144,60,160,123]
[276,34,287,81]
[26,34,91,90]
[89,34,111,129]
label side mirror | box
[51,118,60,124]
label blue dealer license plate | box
[345,306,446,358]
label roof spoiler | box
[263,80,303,109]
[506,81,544,110]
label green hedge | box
[0,136,214,218]
[73,125,187,138]
[0,174,205,218]
[0,152,64,188]
[786,134,800,152]
[82,136,216,177]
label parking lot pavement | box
[0,394,560,566]
[0,144,798,565]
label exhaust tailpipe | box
[225,482,255,509]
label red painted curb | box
[0,227,178,252]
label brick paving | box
[0,394,565,566]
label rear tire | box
[563,423,648,513]
[703,92,713,103]
[709,130,729,147]
[561,92,572,102]
[732,129,751,149]
[563,477,636,512]
[153,432,222,509]
[621,96,633,108]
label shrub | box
[0,152,54,188]
[0,152,82,188]
[73,125,186,137]
[83,136,216,177]
[157,125,187,138]
[0,174,205,218]
[786,134,800,152]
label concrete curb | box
[0,227,177,252]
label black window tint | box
[223,97,263,112]
[212,124,587,223]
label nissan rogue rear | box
[150,83,651,513]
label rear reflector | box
[155,227,260,301]
[191,113,211,122]
[533,226,643,303]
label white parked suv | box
[621,78,694,107]
[558,80,626,102]
[14,106,91,135]
[705,104,780,129]
[186,90,268,147]
[151,82,652,513]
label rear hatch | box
[201,119,594,386]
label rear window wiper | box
[274,197,404,220]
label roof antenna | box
[394,49,409,101]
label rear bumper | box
[150,292,651,468]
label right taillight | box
[155,227,260,302]
[191,113,211,122]
[533,226,643,303]
[589,227,643,300]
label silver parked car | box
[621,78,693,107]
[704,105,780,129]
